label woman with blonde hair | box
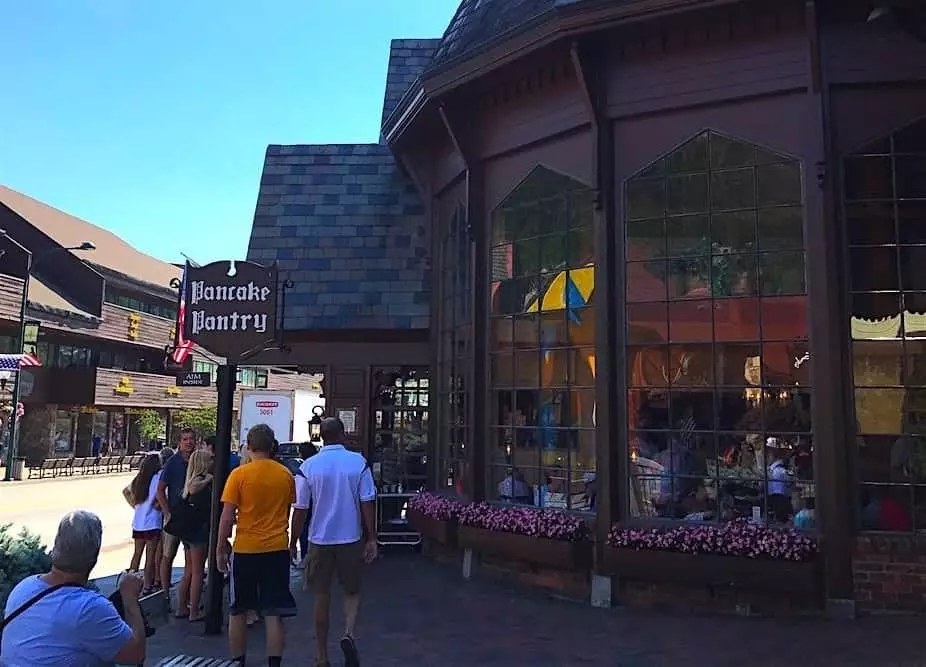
[167,448,213,621]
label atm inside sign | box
[176,371,211,388]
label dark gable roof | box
[428,0,578,71]
[247,144,429,331]
[381,39,441,127]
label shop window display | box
[372,367,430,491]
[437,205,470,495]
[624,131,813,526]
[489,166,597,511]
[847,117,926,531]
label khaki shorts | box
[305,541,364,595]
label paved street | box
[0,471,140,579]
[149,553,926,667]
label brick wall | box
[854,535,926,613]
[420,537,821,614]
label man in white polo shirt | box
[291,417,376,667]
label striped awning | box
[0,353,42,369]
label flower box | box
[602,547,820,596]
[458,525,592,570]
[408,507,457,546]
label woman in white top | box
[125,452,163,594]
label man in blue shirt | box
[0,510,147,665]
[206,435,240,471]
[155,427,195,609]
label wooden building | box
[248,0,926,614]
[0,187,299,463]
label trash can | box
[11,457,25,481]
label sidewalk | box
[146,552,926,666]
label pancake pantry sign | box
[182,260,278,359]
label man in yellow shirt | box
[217,424,296,667]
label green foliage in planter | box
[0,523,51,612]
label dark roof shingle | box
[247,144,429,331]
[381,38,441,127]
[428,0,562,70]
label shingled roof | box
[381,38,441,127]
[0,186,181,294]
[247,143,428,331]
[428,0,574,71]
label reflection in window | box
[489,166,597,511]
[625,131,812,527]
[438,205,470,495]
[372,367,430,491]
[848,117,926,531]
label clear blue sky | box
[0,1,458,265]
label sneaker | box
[340,634,360,667]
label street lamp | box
[2,234,96,480]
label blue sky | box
[0,1,458,265]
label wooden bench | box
[156,656,239,666]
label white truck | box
[238,389,324,447]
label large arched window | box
[488,166,597,511]
[624,130,812,525]
[847,117,926,531]
[438,204,470,495]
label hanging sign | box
[182,260,278,360]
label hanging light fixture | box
[309,405,324,443]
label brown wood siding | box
[823,22,926,87]
[0,275,24,322]
[431,140,466,196]
[484,130,593,210]
[604,11,807,119]
[613,93,810,182]
[95,368,223,410]
[244,340,429,367]
[829,88,926,156]
[474,67,588,161]
[96,304,174,349]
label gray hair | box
[159,447,175,466]
[51,510,102,574]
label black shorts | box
[228,550,296,618]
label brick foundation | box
[854,534,926,613]
[421,537,818,613]
[618,580,819,616]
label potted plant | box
[457,502,591,569]
[407,492,463,546]
[604,520,819,595]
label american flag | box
[171,263,195,364]
[0,353,41,369]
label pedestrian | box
[291,417,377,667]
[205,434,240,472]
[167,448,214,621]
[216,424,296,667]
[0,511,147,665]
[155,428,195,611]
[125,452,163,594]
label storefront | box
[386,1,926,615]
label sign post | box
[176,260,279,636]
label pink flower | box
[408,492,464,521]
[606,519,817,562]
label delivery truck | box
[237,388,324,447]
